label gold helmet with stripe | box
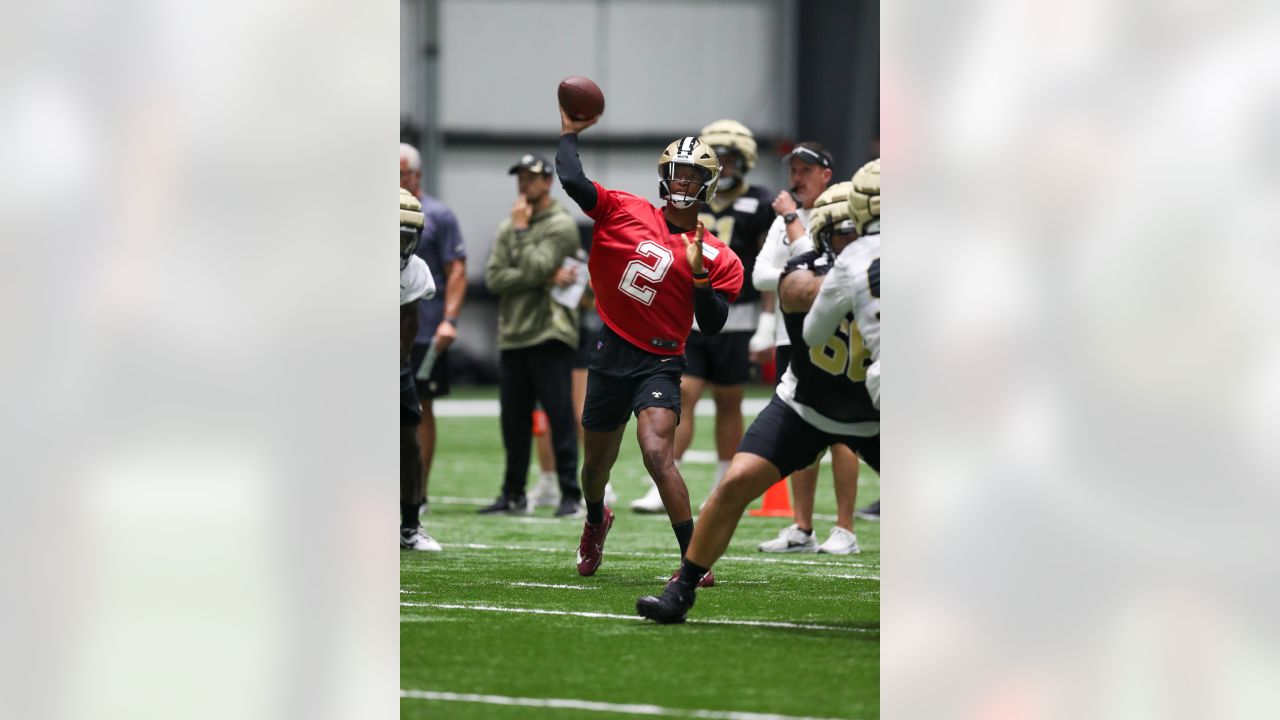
[848,158,880,235]
[699,119,758,172]
[808,182,858,257]
[401,187,423,270]
[658,136,721,209]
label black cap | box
[508,153,554,176]
[783,142,834,169]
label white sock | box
[710,460,730,490]
[540,470,557,485]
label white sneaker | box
[604,482,618,505]
[529,473,559,508]
[630,483,665,513]
[757,524,818,553]
[817,526,860,555]
[401,527,442,552]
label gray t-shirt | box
[413,192,467,344]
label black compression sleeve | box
[693,287,730,334]
[556,133,597,212]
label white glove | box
[865,360,880,410]
[749,312,777,354]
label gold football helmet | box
[848,158,880,235]
[699,119,758,172]
[808,183,858,257]
[658,136,721,209]
[401,187,424,270]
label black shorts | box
[575,312,603,370]
[738,395,880,477]
[401,367,422,426]
[581,326,685,431]
[684,330,752,386]
[773,344,793,388]
[409,342,451,400]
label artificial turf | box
[402,406,879,719]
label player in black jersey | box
[636,210,877,623]
[630,119,777,513]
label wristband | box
[783,212,798,225]
[443,317,458,327]
[692,270,710,280]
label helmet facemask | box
[400,226,420,270]
[816,218,859,259]
[659,162,717,210]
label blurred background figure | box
[401,189,440,551]
[479,153,584,517]
[401,142,469,519]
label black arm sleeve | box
[693,286,731,335]
[556,133,597,212]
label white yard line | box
[434,398,771,418]
[431,542,878,574]
[509,581,598,590]
[400,602,876,634]
[400,689,852,720]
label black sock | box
[672,520,694,557]
[400,502,418,530]
[798,526,813,535]
[586,500,605,524]
[677,557,710,587]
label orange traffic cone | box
[749,478,793,517]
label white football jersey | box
[804,233,880,408]
[752,208,813,346]
[400,255,435,306]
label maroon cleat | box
[669,568,715,588]
[576,506,614,576]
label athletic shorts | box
[401,367,422,426]
[737,395,880,477]
[575,315,603,370]
[683,330,752,386]
[581,325,685,432]
[410,342,451,400]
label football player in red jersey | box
[556,107,745,582]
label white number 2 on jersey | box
[618,240,674,305]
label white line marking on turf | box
[441,543,877,571]
[400,689,850,720]
[434,398,771,419]
[814,573,880,581]
[400,602,876,633]
[509,582,597,590]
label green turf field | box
[401,404,880,720]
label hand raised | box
[560,106,600,135]
[684,221,707,275]
[511,195,532,230]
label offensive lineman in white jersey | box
[400,188,439,551]
[805,159,880,410]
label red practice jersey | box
[585,182,744,356]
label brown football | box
[558,76,605,121]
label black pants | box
[499,340,580,501]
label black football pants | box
[498,340,581,501]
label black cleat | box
[854,499,880,522]
[636,580,696,624]
[477,495,530,515]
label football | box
[558,76,606,121]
